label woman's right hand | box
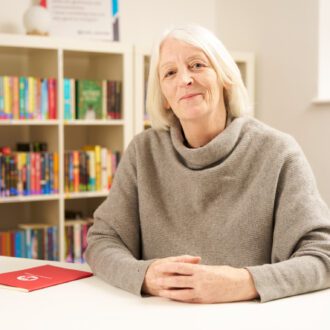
[142,255,201,296]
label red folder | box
[0,264,93,292]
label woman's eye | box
[191,62,204,69]
[164,70,175,78]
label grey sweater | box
[86,116,330,302]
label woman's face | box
[158,38,225,123]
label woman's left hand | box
[154,262,259,303]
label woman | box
[86,25,330,303]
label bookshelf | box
[133,47,255,134]
[0,34,133,262]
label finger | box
[156,262,197,275]
[159,289,196,302]
[157,275,194,289]
[165,255,201,264]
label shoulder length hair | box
[146,24,252,130]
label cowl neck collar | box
[170,115,248,169]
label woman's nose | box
[178,70,193,87]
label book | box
[18,223,59,260]
[0,264,92,292]
[76,80,103,120]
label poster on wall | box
[47,0,119,42]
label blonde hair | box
[146,24,251,130]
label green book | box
[76,80,103,120]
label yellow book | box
[28,77,35,119]
[84,145,101,191]
[3,76,11,119]
[12,77,19,119]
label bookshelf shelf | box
[64,119,124,126]
[0,120,59,126]
[133,47,255,134]
[64,191,109,200]
[0,194,60,204]
[0,34,133,263]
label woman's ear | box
[163,99,170,110]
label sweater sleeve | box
[247,140,330,302]
[85,139,153,296]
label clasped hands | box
[142,255,258,303]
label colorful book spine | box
[19,77,26,119]
[41,78,48,119]
[0,75,57,121]
[0,144,58,197]
[3,76,12,119]
[0,76,4,119]
[12,77,20,120]
[0,225,58,261]
[63,78,122,120]
[27,77,35,119]
[63,146,120,193]
[48,78,57,119]
[63,78,72,120]
[65,218,93,263]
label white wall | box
[0,0,329,206]
[216,0,330,206]
[120,0,216,49]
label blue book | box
[63,78,72,120]
[43,152,49,194]
[41,78,48,120]
[69,152,74,192]
[9,155,17,196]
[52,226,58,261]
[20,228,32,258]
[49,153,54,194]
[14,231,26,258]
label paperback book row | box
[64,145,120,193]
[64,78,122,120]
[0,224,58,261]
[0,143,59,197]
[0,76,57,120]
[65,218,94,263]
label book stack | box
[65,218,93,263]
[0,224,58,260]
[0,143,59,197]
[0,76,57,120]
[63,78,122,120]
[64,145,120,193]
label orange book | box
[53,152,59,193]
[0,264,92,292]
[73,150,79,192]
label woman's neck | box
[181,110,228,148]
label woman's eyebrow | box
[159,61,174,70]
[160,53,207,69]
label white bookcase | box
[133,47,255,134]
[0,34,255,263]
[0,34,133,262]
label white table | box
[0,256,329,330]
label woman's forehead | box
[159,38,208,64]
[160,38,203,54]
